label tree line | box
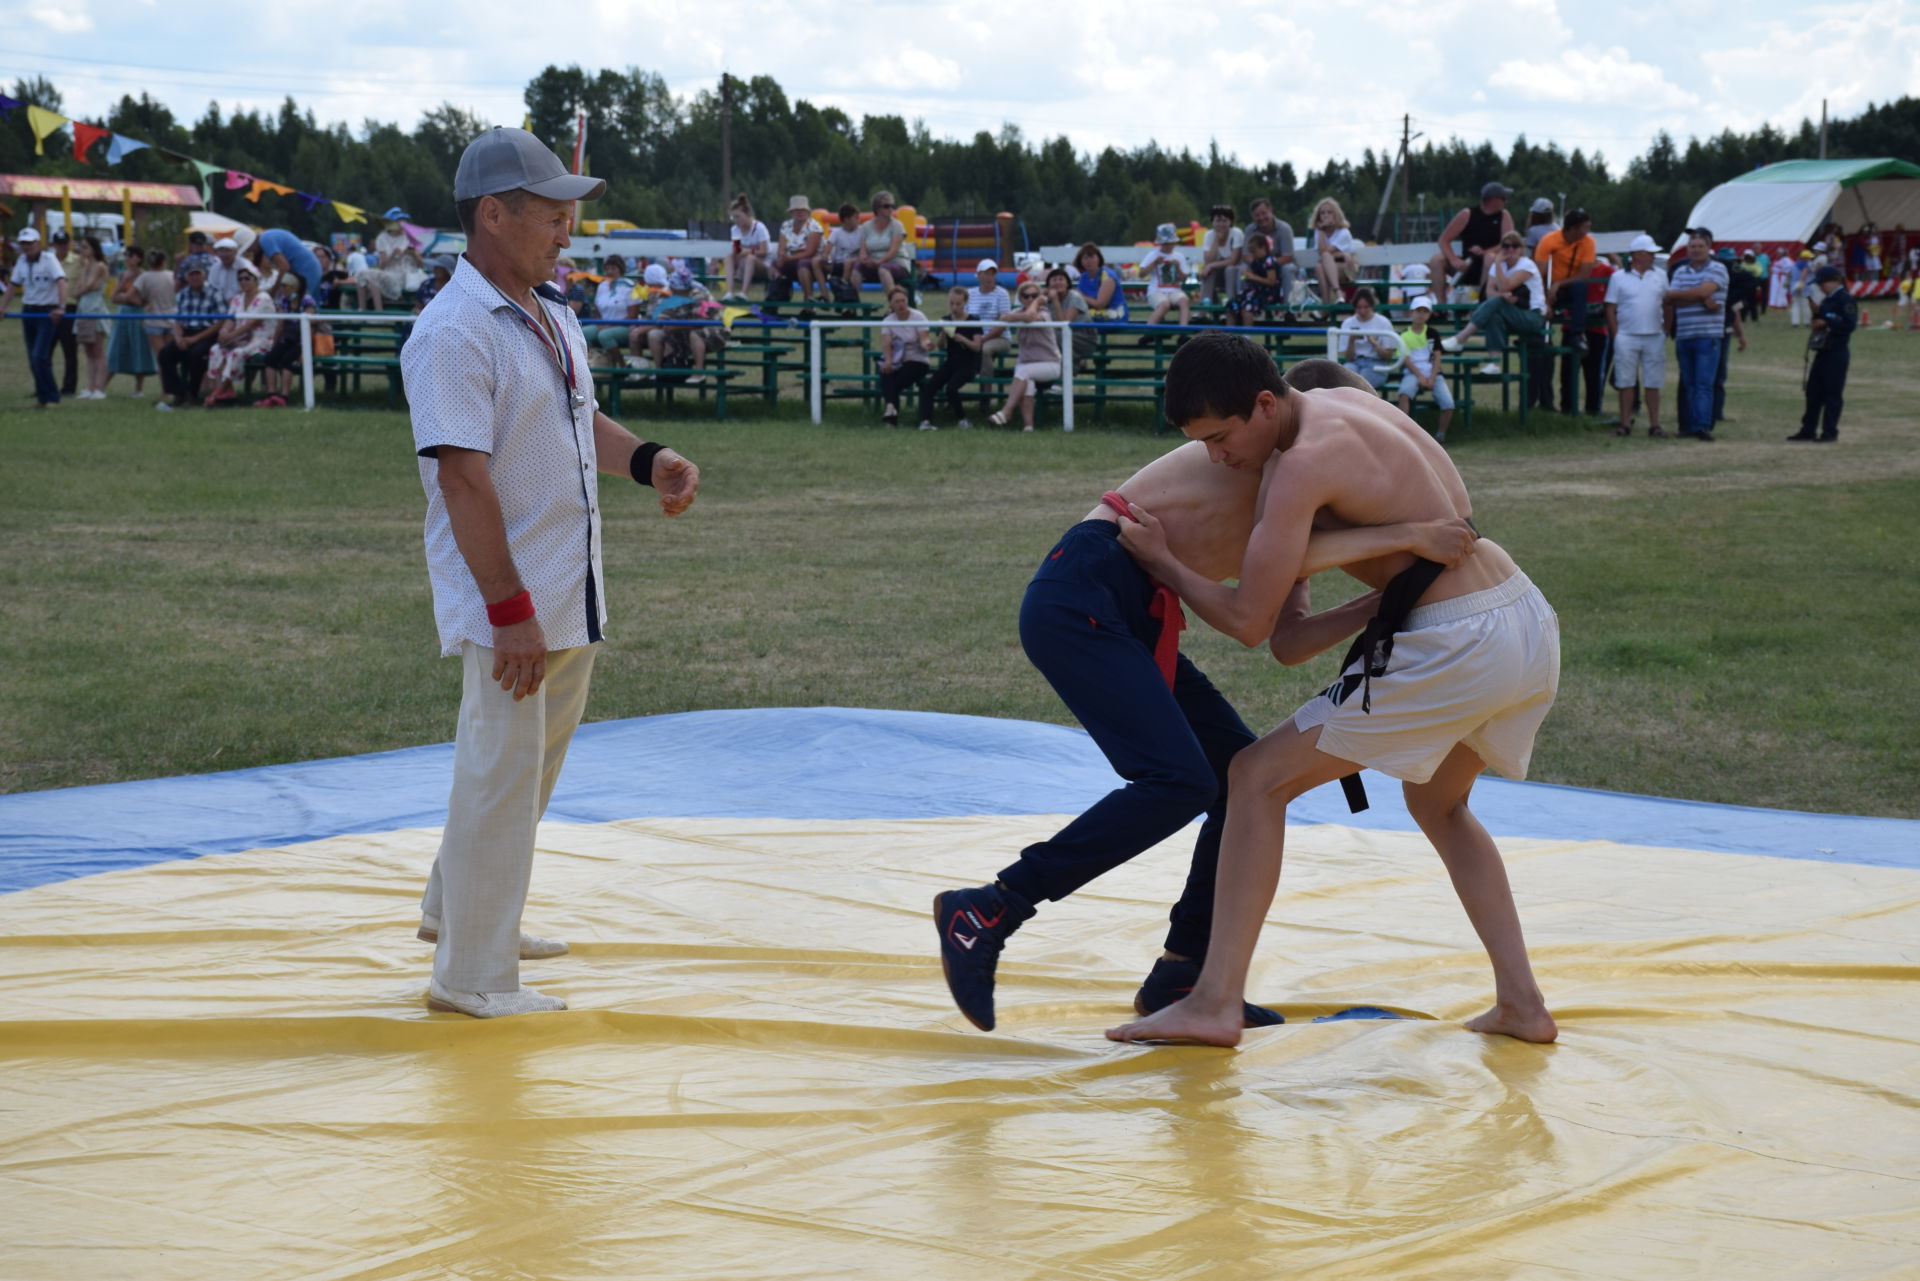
[5,70,1915,249]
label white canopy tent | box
[1674,158,1920,249]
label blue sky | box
[5,0,1912,184]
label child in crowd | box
[1136,223,1190,343]
[256,270,316,408]
[825,204,864,300]
[1395,296,1454,443]
[1233,232,1284,325]
[919,286,981,430]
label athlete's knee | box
[1226,741,1312,805]
[1403,779,1470,829]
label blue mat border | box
[2,707,1913,894]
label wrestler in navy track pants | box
[997,520,1256,961]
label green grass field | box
[3,317,1916,817]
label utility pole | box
[1819,98,1828,159]
[720,72,733,215]
[1398,113,1411,239]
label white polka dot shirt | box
[404,255,607,657]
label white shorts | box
[1613,332,1666,389]
[1147,287,1186,309]
[1294,572,1559,785]
[1012,360,1061,383]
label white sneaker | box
[918,421,937,431]
[418,921,570,960]
[1476,361,1502,375]
[1440,335,1465,353]
[154,401,174,412]
[426,981,567,1018]
[128,389,147,398]
[956,417,973,430]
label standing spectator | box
[1440,232,1546,371]
[1604,235,1669,436]
[1427,182,1514,303]
[257,228,322,304]
[876,286,930,424]
[1395,296,1454,442]
[919,285,981,430]
[131,249,179,389]
[105,245,159,397]
[1232,232,1285,324]
[967,258,1013,381]
[1664,228,1729,442]
[1534,208,1597,352]
[774,196,826,301]
[402,127,699,1017]
[1767,249,1793,316]
[1136,224,1190,342]
[1788,250,1816,326]
[50,230,79,397]
[206,237,242,303]
[1561,254,1612,416]
[257,270,315,408]
[1198,204,1243,307]
[1788,265,1855,443]
[723,194,772,301]
[0,227,66,407]
[352,211,420,311]
[1308,197,1358,306]
[824,203,864,298]
[987,279,1062,431]
[1701,248,1748,431]
[1337,287,1398,388]
[176,230,216,285]
[1523,197,1558,249]
[1243,198,1299,305]
[67,234,111,399]
[201,260,277,405]
[1075,243,1127,320]
[851,191,913,297]
[158,261,222,409]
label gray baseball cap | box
[1481,181,1513,201]
[455,127,605,203]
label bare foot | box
[1464,1002,1558,1043]
[1106,996,1245,1047]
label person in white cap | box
[1137,224,1191,341]
[773,195,825,301]
[0,227,67,406]
[402,127,702,1018]
[206,237,242,304]
[965,257,1013,382]
[625,262,671,359]
[1523,196,1558,250]
[1603,234,1670,436]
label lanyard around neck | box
[480,271,577,396]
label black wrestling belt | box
[1329,518,1478,814]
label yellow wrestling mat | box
[4,812,1917,1280]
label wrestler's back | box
[1088,441,1262,581]
[1289,389,1518,599]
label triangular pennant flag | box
[297,191,326,212]
[189,159,223,204]
[27,105,70,156]
[0,95,22,113]
[105,133,149,165]
[721,306,752,331]
[224,170,253,191]
[332,202,367,224]
[72,122,111,163]
[246,179,294,204]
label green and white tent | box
[1676,157,1920,249]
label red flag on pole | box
[72,121,111,163]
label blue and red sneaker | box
[933,883,1035,1031]
[1133,956,1285,1027]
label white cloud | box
[29,4,94,32]
[1488,45,1697,109]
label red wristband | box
[486,590,535,627]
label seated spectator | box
[175,231,216,286]
[643,267,710,384]
[987,280,1062,431]
[158,260,221,409]
[1233,232,1285,324]
[1136,224,1190,343]
[1337,287,1398,388]
[774,196,827,302]
[876,286,930,424]
[1534,208,1597,352]
[723,194,772,301]
[850,191,913,297]
[201,260,278,405]
[1044,266,1094,369]
[1394,296,1454,442]
[310,245,346,309]
[1426,183,1513,304]
[966,258,1013,377]
[825,203,864,297]
[1199,204,1243,306]
[1243,198,1298,304]
[1309,197,1358,307]
[626,263,669,359]
[1075,243,1127,320]
[414,256,454,311]
[342,238,370,275]
[919,285,982,430]
[1523,197,1558,249]
[586,254,636,354]
[352,211,420,311]
[205,238,242,311]
[1441,231,1547,371]
[257,270,315,408]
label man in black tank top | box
[1428,182,1515,299]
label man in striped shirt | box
[1665,228,1730,442]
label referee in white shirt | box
[0,228,68,406]
[403,128,701,1018]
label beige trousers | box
[420,641,597,993]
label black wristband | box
[630,442,665,487]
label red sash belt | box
[1101,491,1186,689]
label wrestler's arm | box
[1268,579,1381,666]
[592,411,699,517]
[1297,518,1476,578]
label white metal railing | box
[806,318,1075,430]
